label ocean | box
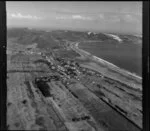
[78,38,142,77]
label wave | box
[104,33,123,42]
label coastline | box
[75,42,142,80]
[70,42,142,91]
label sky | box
[6,2,142,34]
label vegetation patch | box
[35,79,51,97]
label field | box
[7,28,142,131]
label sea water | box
[78,37,142,77]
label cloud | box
[72,15,82,19]
[55,13,140,24]
[99,14,104,19]
[55,14,93,20]
[55,16,69,20]
[123,14,138,22]
[97,13,140,23]
[110,15,120,22]
[98,14,121,23]
[72,15,93,20]
[10,13,42,20]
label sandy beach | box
[70,42,142,91]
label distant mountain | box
[7,28,60,50]
[7,28,142,51]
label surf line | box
[74,42,142,80]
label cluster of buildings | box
[54,57,81,79]
[34,50,105,89]
[35,75,60,83]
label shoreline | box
[74,42,142,80]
